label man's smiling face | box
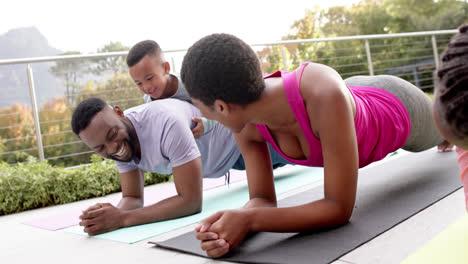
[79,107,138,162]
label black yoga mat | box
[151,150,461,264]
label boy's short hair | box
[127,40,162,67]
[181,33,265,107]
[435,24,468,139]
[71,97,108,135]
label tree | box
[92,42,129,76]
[49,51,89,105]
[0,104,37,163]
[76,73,141,109]
[38,97,86,166]
[261,0,468,90]
[257,7,325,73]
[383,0,468,32]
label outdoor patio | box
[1,149,465,264]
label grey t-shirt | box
[143,73,217,133]
[143,73,191,103]
[115,99,240,178]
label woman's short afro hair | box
[181,33,265,107]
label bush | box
[0,155,171,215]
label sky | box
[1,0,360,54]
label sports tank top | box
[256,62,410,168]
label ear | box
[113,105,124,117]
[164,61,171,74]
[213,99,230,116]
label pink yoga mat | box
[23,210,83,231]
[23,169,248,231]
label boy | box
[127,40,216,138]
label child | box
[433,24,468,211]
[126,40,216,138]
[180,33,452,257]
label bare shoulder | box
[298,63,355,135]
[299,62,346,99]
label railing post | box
[431,35,440,69]
[365,39,374,76]
[281,47,288,71]
[27,64,45,161]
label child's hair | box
[71,97,108,135]
[126,40,162,67]
[181,33,264,107]
[435,24,468,139]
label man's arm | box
[118,169,145,209]
[123,110,204,225]
[123,157,203,226]
[79,157,203,235]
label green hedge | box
[0,155,171,215]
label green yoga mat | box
[63,165,324,243]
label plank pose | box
[179,33,452,257]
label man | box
[71,97,288,235]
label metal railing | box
[0,29,458,165]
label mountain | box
[0,27,64,107]
[0,27,61,59]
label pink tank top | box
[256,62,411,168]
[456,147,468,212]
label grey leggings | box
[344,75,443,152]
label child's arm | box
[456,147,468,212]
[201,117,217,133]
[191,117,217,138]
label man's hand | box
[191,117,205,138]
[79,203,126,236]
[195,210,251,258]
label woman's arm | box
[235,124,278,209]
[242,63,359,232]
[197,63,359,256]
[238,64,359,232]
